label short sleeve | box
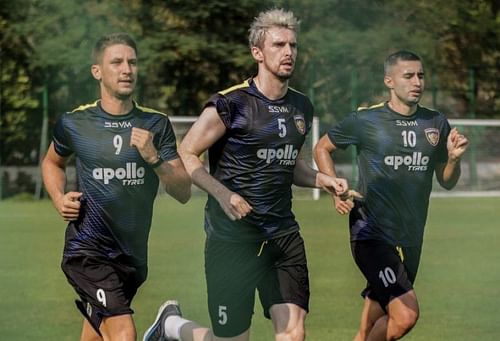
[52,114,73,157]
[326,112,360,150]
[204,93,231,129]
[157,117,179,162]
[305,98,314,134]
[435,116,451,163]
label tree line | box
[1,0,498,165]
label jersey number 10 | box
[401,130,416,148]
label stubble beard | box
[114,85,135,101]
[115,91,133,101]
[396,91,421,107]
[276,69,294,82]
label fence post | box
[431,70,438,109]
[350,69,358,186]
[467,68,478,188]
[34,83,49,199]
[308,62,321,200]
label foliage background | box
[1,0,499,165]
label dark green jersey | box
[328,102,450,247]
[204,78,314,242]
[52,100,178,266]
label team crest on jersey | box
[294,115,306,135]
[424,128,440,146]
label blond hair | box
[248,9,300,48]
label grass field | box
[1,195,499,340]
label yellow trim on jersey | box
[218,80,250,95]
[418,104,438,113]
[357,102,385,111]
[396,246,405,262]
[70,100,99,113]
[288,86,306,96]
[135,103,167,117]
[257,240,268,257]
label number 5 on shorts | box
[218,305,227,325]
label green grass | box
[1,195,499,340]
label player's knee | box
[357,324,372,340]
[392,309,419,338]
[100,315,136,341]
[276,324,305,341]
[111,328,136,341]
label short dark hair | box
[384,50,422,75]
[92,32,137,64]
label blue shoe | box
[143,300,182,341]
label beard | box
[275,69,294,81]
[404,96,421,106]
[114,85,135,100]
[396,91,421,106]
[115,91,133,101]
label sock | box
[164,315,191,340]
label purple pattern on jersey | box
[204,79,314,241]
[328,103,450,246]
[53,101,178,265]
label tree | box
[1,0,498,167]
[1,0,40,165]
[284,0,499,122]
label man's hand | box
[333,190,363,215]
[130,127,158,164]
[216,188,253,221]
[315,172,362,199]
[333,195,355,215]
[316,172,348,195]
[55,191,82,221]
[447,127,468,163]
[316,172,363,215]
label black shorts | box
[61,255,147,335]
[205,231,310,337]
[351,240,422,310]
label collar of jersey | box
[384,101,420,119]
[248,77,289,103]
[95,99,137,120]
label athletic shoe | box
[143,300,182,341]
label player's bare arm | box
[178,106,252,221]
[41,142,82,221]
[314,134,358,215]
[130,127,191,203]
[292,157,348,195]
[435,127,469,190]
[155,158,191,204]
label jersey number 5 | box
[278,118,287,138]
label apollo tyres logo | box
[257,144,299,166]
[383,126,439,172]
[384,152,429,171]
[92,162,145,185]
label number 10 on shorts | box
[379,267,396,288]
[218,305,228,325]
